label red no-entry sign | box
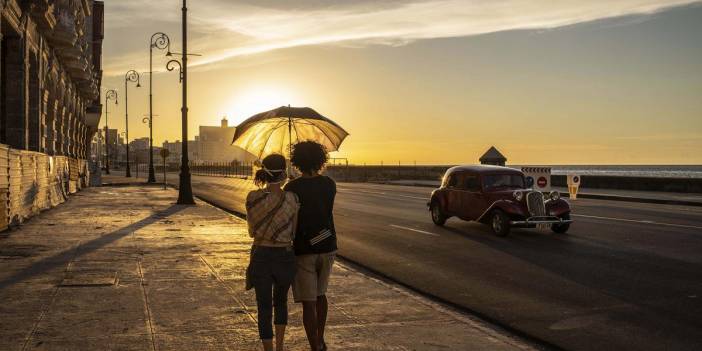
[537,176,548,188]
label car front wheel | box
[490,210,511,237]
[430,202,447,226]
[551,213,571,234]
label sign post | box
[521,167,552,192]
[567,174,581,199]
[159,149,170,190]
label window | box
[446,173,459,187]
[483,174,525,190]
[463,175,481,192]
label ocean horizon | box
[339,164,702,179]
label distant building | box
[129,137,149,151]
[197,117,255,163]
[479,146,507,166]
[105,128,121,145]
[90,129,105,164]
[162,139,199,165]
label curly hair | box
[290,141,329,174]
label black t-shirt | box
[284,175,337,255]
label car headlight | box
[549,191,560,201]
[512,190,524,201]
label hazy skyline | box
[102,0,702,164]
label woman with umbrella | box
[234,106,347,351]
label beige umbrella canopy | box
[232,106,349,159]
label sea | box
[510,165,702,179]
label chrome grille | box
[526,191,546,216]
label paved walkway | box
[0,185,533,350]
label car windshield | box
[483,174,524,190]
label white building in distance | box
[197,117,255,163]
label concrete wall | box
[0,144,89,231]
[550,175,702,194]
[325,165,702,194]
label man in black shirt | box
[284,141,337,351]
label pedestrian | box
[245,154,299,351]
[284,141,337,351]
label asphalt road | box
[133,172,702,351]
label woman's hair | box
[254,154,287,187]
[290,141,329,174]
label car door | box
[446,172,463,216]
[460,174,487,220]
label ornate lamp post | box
[124,70,141,177]
[166,0,195,204]
[148,32,171,183]
[104,89,118,174]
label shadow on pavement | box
[0,204,187,291]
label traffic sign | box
[160,149,170,159]
[537,176,548,188]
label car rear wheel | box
[430,202,447,226]
[490,210,510,237]
[551,213,571,234]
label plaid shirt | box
[246,190,299,244]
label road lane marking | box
[339,188,427,200]
[572,214,702,230]
[389,224,441,237]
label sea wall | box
[550,175,702,193]
[325,165,702,194]
[0,144,90,231]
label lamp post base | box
[147,165,156,183]
[126,165,132,178]
[177,170,195,205]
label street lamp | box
[104,89,118,174]
[124,70,141,178]
[143,113,159,179]
[166,0,195,205]
[148,32,171,183]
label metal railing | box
[129,160,255,179]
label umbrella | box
[231,106,349,159]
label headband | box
[263,167,285,177]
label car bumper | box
[510,216,573,226]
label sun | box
[225,86,299,125]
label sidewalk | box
[0,185,534,351]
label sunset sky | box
[102,0,702,165]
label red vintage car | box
[428,165,572,236]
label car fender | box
[476,199,528,221]
[546,198,571,217]
[428,190,447,211]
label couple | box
[245,141,337,351]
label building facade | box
[1,0,104,158]
[129,136,148,151]
[162,139,198,165]
[197,117,254,163]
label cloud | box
[103,0,700,75]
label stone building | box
[1,0,104,158]
[197,117,255,163]
[162,139,199,165]
[0,0,104,228]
